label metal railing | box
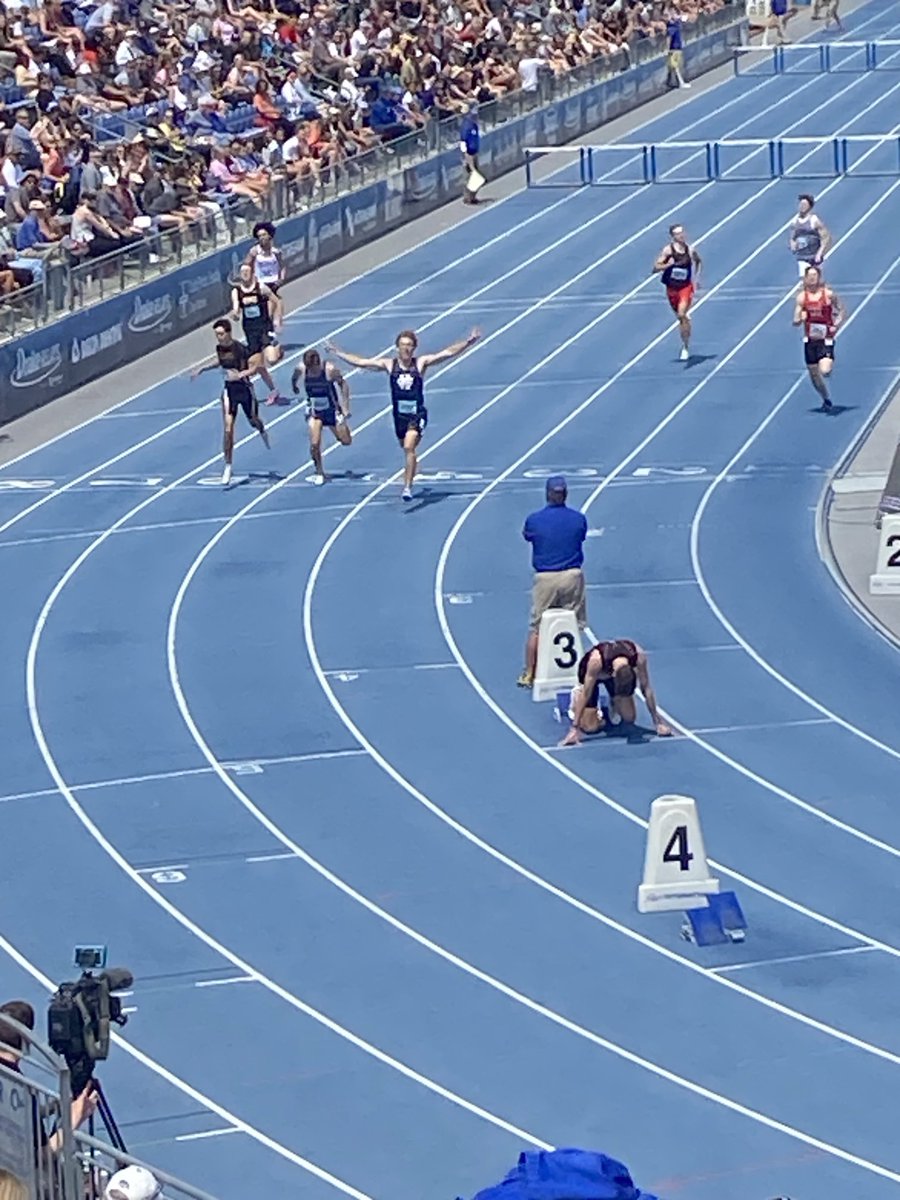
[0,1017,216,1200]
[0,5,741,342]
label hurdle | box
[733,39,900,76]
[523,134,900,188]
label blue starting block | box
[681,891,748,946]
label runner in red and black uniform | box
[561,638,671,745]
[654,223,702,361]
[792,264,846,411]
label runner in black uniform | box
[324,326,480,499]
[561,638,671,744]
[653,223,701,361]
[291,347,352,485]
[230,263,284,405]
[191,318,270,485]
[326,327,480,500]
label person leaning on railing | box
[0,1000,99,1154]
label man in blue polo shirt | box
[518,475,588,688]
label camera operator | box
[0,1000,99,1151]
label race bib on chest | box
[397,397,419,415]
[669,266,689,283]
[808,321,828,339]
[243,303,261,319]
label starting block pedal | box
[681,892,748,946]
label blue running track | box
[4,5,900,1198]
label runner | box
[793,264,845,412]
[326,327,480,501]
[653,224,701,361]
[230,263,284,405]
[291,347,352,485]
[789,194,831,278]
[561,638,671,745]
[191,318,271,486]
[246,221,285,294]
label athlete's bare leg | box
[402,427,420,492]
[223,407,235,466]
[807,362,832,406]
[613,694,638,724]
[250,351,277,396]
[677,298,692,355]
[309,416,325,479]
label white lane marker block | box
[637,795,720,914]
[532,608,583,703]
[870,514,900,595]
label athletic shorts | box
[393,407,428,443]
[243,322,272,357]
[667,282,694,312]
[804,339,834,366]
[308,404,340,429]
[223,382,257,420]
[529,567,586,631]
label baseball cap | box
[104,1166,161,1200]
[546,474,567,494]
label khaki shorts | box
[530,568,586,631]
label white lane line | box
[710,946,881,974]
[194,976,255,988]
[690,717,834,734]
[0,749,368,805]
[175,1127,242,1143]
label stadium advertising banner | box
[0,17,743,424]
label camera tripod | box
[87,1077,127,1153]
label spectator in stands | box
[0,214,38,290]
[14,198,61,264]
[104,1166,161,1200]
[71,190,142,257]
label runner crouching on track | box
[561,638,671,745]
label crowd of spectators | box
[0,0,728,305]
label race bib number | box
[808,321,827,339]
[243,303,261,319]
[397,398,419,415]
[795,234,809,251]
[311,395,331,411]
[669,266,689,283]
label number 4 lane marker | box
[637,795,719,914]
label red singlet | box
[802,288,835,341]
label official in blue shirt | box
[666,12,690,89]
[460,103,483,206]
[519,475,588,688]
